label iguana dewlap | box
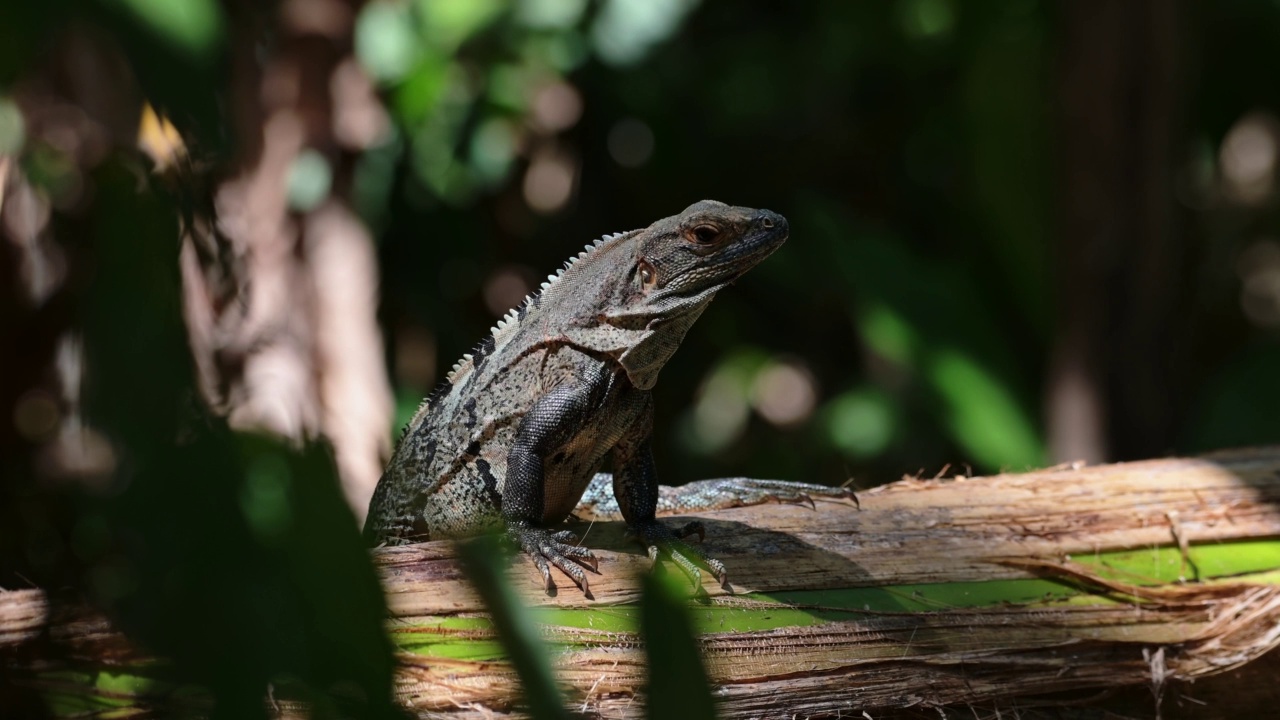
[364,200,850,595]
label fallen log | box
[6,447,1280,718]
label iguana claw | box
[508,523,599,597]
[628,520,728,590]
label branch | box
[6,447,1280,717]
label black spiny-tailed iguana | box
[364,201,851,595]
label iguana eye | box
[691,225,720,244]
[637,259,657,289]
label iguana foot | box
[655,478,858,513]
[507,522,599,597]
[627,520,728,590]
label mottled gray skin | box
[365,201,851,594]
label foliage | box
[5,0,1280,717]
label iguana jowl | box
[365,200,850,594]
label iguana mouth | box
[710,211,789,278]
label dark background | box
[376,0,1280,483]
[3,0,1280,717]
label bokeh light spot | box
[899,0,956,41]
[825,389,895,458]
[355,1,421,84]
[591,0,701,67]
[484,265,534,317]
[607,118,655,168]
[523,149,577,213]
[394,323,437,390]
[241,454,293,544]
[14,389,60,441]
[470,118,518,184]
[690,369,751,454]
[517,0,589,30]
[287,149,333,211]
[1238,239,1280,327]
[0,97,26,156]
[1220,112,1279,205]
[751,360,818,427]
[532,81,583,133]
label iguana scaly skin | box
[365,201,851,594]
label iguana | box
[364,200,852,595]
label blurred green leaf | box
[76,159,395,718]
[898,0,955,42]
[100,0,224,62]
[516,0,588,30]
[639,571,717,720]
[392,57,452,125]
[857,301,917,366]
[825,387,898,459]
[357,1,423,84]
[88,0,227,151]
[457,534,570,720]
[928,347,1044,470]
[803,199,1043,471]
[416,0,505,52]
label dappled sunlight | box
[1219,112,1280,206]
[751,359,818,428]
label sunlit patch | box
[331,59,392,149]
[523,148,577,213]
[36,426,118,488]
[751,360,818,428]
[280,0,350,37]
[532,81,583,133]
[1238,239,1280,327]
[590,0,700,67]
[2,176,64,304]
[1219,112,1279,205]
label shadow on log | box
[5,447,1280,717]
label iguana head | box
[632,199,788,311]
[563,200,788,389]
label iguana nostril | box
[762,217,774,228]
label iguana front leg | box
[503,378,604,596]
[610,398,731,589]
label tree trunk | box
[6,446,1280,718]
